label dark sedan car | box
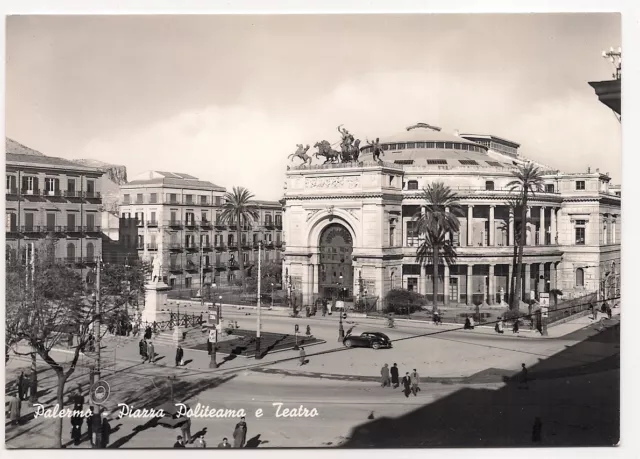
[343,332,392,350]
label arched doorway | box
[318,223,353,300]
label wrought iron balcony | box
[6,187,18,196]
[167,220,183,229]
[185,243,199,252]
[83,226,101,234]
[185,220,197,229]
[168,243,183,251]
[215,243,227,251]
[20,225,44,234]
[200,220,212,229]
[228,241,238,250]
[185,261,199,272]
[264,221,276,229]
[214,220,227,229]
[84,191,101,199]
[64,190,84,198]
[168,263,183,272]
[147,243,158,250]
[147,220,158,227]
[201,243,213,251]
[20,189,42,197]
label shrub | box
[384,289,427,314]
[503,309,525,321]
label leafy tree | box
[507,163,545,311]
[385,289,427,314]
[245,261,282,295]
[219,187,259,289]
[6,247,147,448]
[413,182,464,312]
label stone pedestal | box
[142,281,170,323]
[173,326,183,344]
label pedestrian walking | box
[233,416,248,448]
[176,345,184,367]
[607,305,612,319]
[306,325,311,336]
[17,372,24,401]
[590,303,597,321]
[145,326,152,340]
[21,373,30,400]
[70,386,84,445]
[532,417,542,443]
[180,415,192,443]
[90,408,102,448]
[139,338,147,362]
[174,435,186,448]
[101,411,111,448]
[401,372,412,398]
[147,341,155,364]
[513,319,520,334]
[464,317,472,330]
[495,318,504,334]
[390,363,400,388]
[7,392,21,426]
[469,316,475,329]
[381,363,391,387]
[433,311,441,325]
[87,406,95,446]
[299,347,306,366]
[410,369,421,396]
[519,363,529,389]
[218,437,232,448]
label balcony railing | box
[167,220,183,229]
[241,240,252,248]
[185,220,197,229]
[43,190,64,197]
[64,190,83,198]
[83,226,101,233]
[200,220,212,229]
[201,243,213,251]
[215,220,227,229]
[228,222,238,230]
[185,243,199,252]
[264,221,275,229]
[6,187,18,196]
[275,241,283,248]
[215,261,227,269]
[275,222,283,230]
[168,243,183,251]
[185,261,199,271]
[147,220,158,227]
[228,241,238,250]
[137,243,145,250]
[147,243,158,250]
[20,189,42,197]
[265,240,274,248]
[169,263,183,272]
[84,191,101,199]
[20,225,44,234]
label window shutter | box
[33,177,39,192]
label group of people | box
[138,338,156,364]
[173,416,247,448]
[380,364,421,397]
[68,386,111,448]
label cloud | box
[81,71,621,201]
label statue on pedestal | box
[314,140,341,164]
[367,137,385,162]
[288,144,312,166]
[151,256,162,283]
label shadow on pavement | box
[339,323,620,448]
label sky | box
[6,13,621,200]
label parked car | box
[343,332,392,350]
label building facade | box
[5,138,104,268]
[118,171,284,290]
[282,124,621,310]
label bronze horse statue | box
[288,144,312,166]
[314,140,341,164]
[340,139,361,163]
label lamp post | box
[271,282,275,309]
[338,275,345,341]
[255,241,262,359]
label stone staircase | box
[150,325,210,348]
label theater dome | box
[359,123,512,168]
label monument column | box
[466,264,474,306]
[467,205,474,246]
[489,205,495,246]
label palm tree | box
[413,182,464,313]
[219,187,259,289]
[507,163,545,311]
[501,194,531,306]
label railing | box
[228,242,238,250]
[215,243,227,251]
[166,220,183,228]
[228,222,238,230]
[168,243,183,251]
[185,261,199,271]
[185,220,197,229]
[20,189,42,196]
[168,263,183,272]
[215,221,227,229]
[241,240,252,248]
[548,291,598,325]
[185,243,199,251]
[289,160,400,171]
[43,190,64,197]
[264,221,275,229]
[6,187,18,195]
[84,191,101,199]
[136,243,145,250]
[147,220,158,227]
[201,243,213,250]
[147,243,158,250]
[83,225,101,233]
[200,221,212,229]
[20,225,43,234]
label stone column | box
[466,264,473,306]
[489,205,495,246]
[488,264,495,305]
[420,263,428,296]
[526,206,532,246]
[550,208,557,245]
[467,205,474,246]
[508,263,513,303]
[312,263,318,294]
[443,265,450,306]
[508,208,515,246]
[540,206,546,245]
[524,264,531,302]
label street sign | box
[209,329,217,342]
[541,306,549,318]
[539,293,550,307]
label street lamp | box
[338,275,345,341]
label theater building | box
[282,124,621,310]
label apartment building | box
[5,138,104,267]
[118,171,283,290]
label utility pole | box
[27,243,38,402]
[199,243,204,310]
[96,256,102,379]
[255,241,262,359]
